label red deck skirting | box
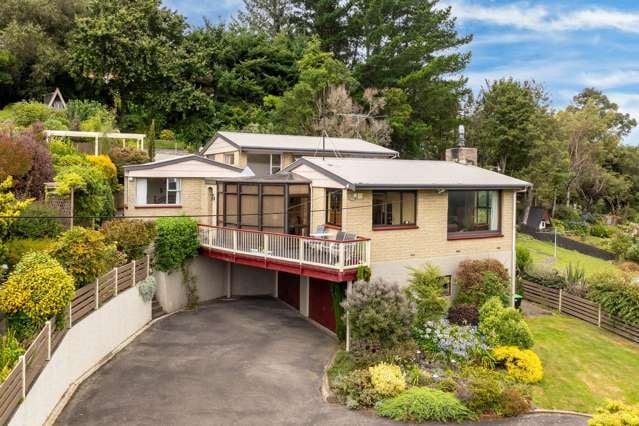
[199,248,357,282]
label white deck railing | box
[198,225,371,271]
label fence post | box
[598,305,602,327]
[338,243,345,271]
[264,234,269,258]
[95,278,100,310]
[132,259,137,284]
[299,239,305,264]
[68,304,73,328]
[114,266,119,296]
[47,320,52,360]
[558,289,563,312]
[146,254,150,278]
[20,355,26,398]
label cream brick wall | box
[342,190,515,286]
[125,177,215,223]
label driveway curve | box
[55,297,587,426]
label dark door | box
[309,278,336,332]
[278,272,300,310]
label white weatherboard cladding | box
[289,164,344,189]
[202,137,237,156]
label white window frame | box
[135,178,182,206]
[270,154,281,175]
[224,153,235,165]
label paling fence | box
[522,280,639,344]
[0,255,150,425]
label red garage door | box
[309,279,337,332]
[278,272,300,310]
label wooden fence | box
[0,255,150,425]
[522,280,639,344]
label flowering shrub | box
[102,219,156,261]
[479,297,534,349]
[87,155,118,185]
[368,363,406,397]
[413,319,490,364]
[342,279,415,348]
[589,400,639,426]
[0,252,74,340]
[50,227,120,288]
[493,346,543,384]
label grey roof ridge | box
[123,154,244,172]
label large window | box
[326,189,342,227]
[135,178,181,205]
[246,154,282,176]
[372,191,416,228]
[447,190,500,236]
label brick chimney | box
[445,125,477,165]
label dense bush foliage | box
[515,246,532,273]
[447,303,479,326]
[0,177,32,241]
[588,272,639,325]
[50,227,120,289]
[0,330,24,381]
[479,298,534,349]
[12,102,67,127]
[3,238,55,268]
[349,340,419,371]
[368,363,406,397]
[9,204,63,239]
[101,219,156,261]
[522,265,567,289]
[589,400,639,426]
[462,366,528,417]
[0,252,74,340]
[108,146,150,179]
[154,217,199,272]
[454,259,510,307]
[406,264,448,324]
[493,346,543,384]
[342,279,415,348]
[413,319,490,364]
[376,387,475,423]
[610,232,633,259]
[333,369,383,409]
[589,224,612,238]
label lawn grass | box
[528,313,639,413]
[517,233,622,277]
[326,350,353,386]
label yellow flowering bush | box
[50,227,120,289]
[87,155,117,182]
[369,362,406,397]
[493,346,543,384]
[0,252,75,322]
[589,400,639,426]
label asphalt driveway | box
[55,297,587,426]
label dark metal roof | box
[123,154,244,172]
[210,171,311,184]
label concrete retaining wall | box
[9,288,151,426]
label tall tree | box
[347,0,472,159]
[468,79,550,175]
[291,0,352,61]
[235,0,297,36]
[0,0,87,104]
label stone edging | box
[321,350,339,403]
[44,309,182,425]
[531,408,592,418]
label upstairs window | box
[135,178,181,205]
[326,189,342,227]
[224,153,235,165]
[372,191,416,228]
[447,190,500,236]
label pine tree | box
[235,0,296,36]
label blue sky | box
[165,0,639,144]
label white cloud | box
[577,70,639,89]
[442,1,639,34]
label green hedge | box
[154,217,199,272]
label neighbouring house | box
[524,207,552,231]
[126,132,531,335]
[43,88,66,110]
[123,154,251,221]
[199,131,399,175]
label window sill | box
[134,204,183,209]
[324,223,342,230]
[447,232,503,240]
[372,225,419,231]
